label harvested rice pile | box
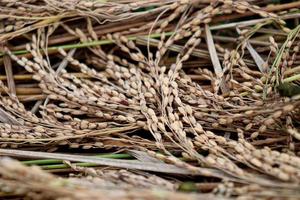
[0,0,300,199]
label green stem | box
[283,74,300,83]
[0,32,174,57]
[42,155,187,170]
[22,153,132,165]
[263,24,300,98]
[42,162,103,170]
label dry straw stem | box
[205,24,222,77]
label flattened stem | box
[205,24,222,77]
[205,24,228,93]
[3,54,15,95]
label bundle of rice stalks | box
[0,0,300,199]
